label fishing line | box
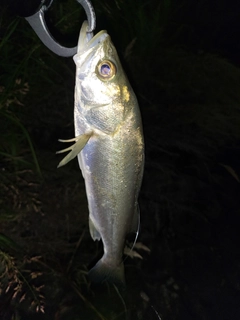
[122,205,141,263]
[151,304,162,320]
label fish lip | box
[85,30,108,50]
[77,21,109,54]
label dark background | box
[0,0,240,319]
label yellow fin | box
[56,133,91,168]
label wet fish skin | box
[60,21,144,286]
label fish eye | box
[96,60,116,80]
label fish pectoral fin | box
[56,133,91,168]
[89,217,101,241]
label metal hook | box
[25,0,96,57]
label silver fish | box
[57,21,144,286]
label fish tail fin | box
[88,258,125,288]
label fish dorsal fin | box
[56,133,92,168]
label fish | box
[57,21,144,286]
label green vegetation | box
[1,0,240,319]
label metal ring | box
[25,0,96,57]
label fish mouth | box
[77,21,108,54]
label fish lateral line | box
[56,133,92,168]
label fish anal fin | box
[124,247,143,259]
[89,216,101,241]
[124,242,150,259]
[56,133,91,168]
[134,242,151,253]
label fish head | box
[73,21,131,107]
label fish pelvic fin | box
[56,133,92,168]
[89,258,126,289]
